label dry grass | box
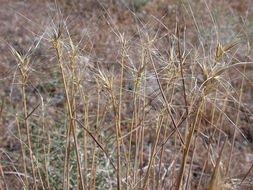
[0,0,253,190]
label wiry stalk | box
[142,111,164,189]
[52,29,85,190]
[0,155,8,190]
[157,59,176,190]
[147,35,185,148]
[208,136,227,190]
[139,52,147,185]
[69,37,81,188]
[97,68,122,189]
[41,98,51,190]
[185,108,202,190]
[227,42,250,175]
[16,116,28,188]
[118,35,127,189]
[34,156,45,190]
[12,48,37,190]
[89,80,100,190]
[81,91,89,186]
[126,64,142,188]
[177,25,188,115]
[175,96,204,190]
[112,85,122,190]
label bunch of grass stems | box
[7,20,252,190]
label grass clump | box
[0,1,252,190]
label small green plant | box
[132,0,148,11]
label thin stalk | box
[177,25,188,115]
[89,81,100,190]
[12,48,37,189]
[95,69,121,188]
[139,63,147,185]
[81,91,89,186]
[147,35,185,148]
[152,158,156,190]
[210,90,218,135]
[216,89,229,149]
[196,156,208,190]
[53,34,85,190]
[133,43,147,187]
[157,117,169,190]
[227,58,247,175]
[142,112,164,189]
[229,43,250,172]
[168,57,180,188]
[157,57,176,190]
[66,121,72,190]
[0,98,4,127]
[127,68,141,187]
[133,93,142,187]
[41,99,51,190]
[118,35,127,189]
[185,112,202,189]
[240,163,253,185]
[0,158,8,190]
[74,119,117,171]
[34,156,45,190]
[175,96,204,190]
[208,136,227,190]
[69,41,81,188]
[185,49,198,142]
[22,72,38,190]
[111,89,122,190]
[16,116,28,188]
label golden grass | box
[1,1,253,190]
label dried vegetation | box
[0,0,252,189]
